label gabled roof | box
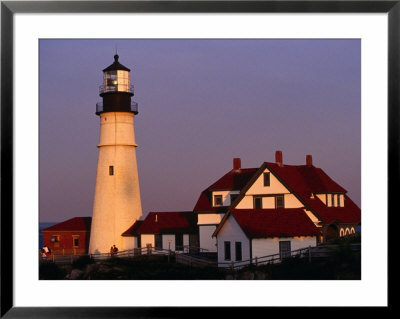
[304,195,361,224]
[193,168,258,212]
[208,168,258,190]
[264,162,347,194]
[42,217,92,232]
[135,211,197,234]
[214,208,321,238]
[262,162,360,224]
[196,155,360,224]
[121,220,143,237]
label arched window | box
[340,229,345,237]
[350,227,355,234]
[345,228,350,236]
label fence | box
[217,246,312,270]
[40,245,209,264]
[41,243,360,267]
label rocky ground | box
[40,236,360,280]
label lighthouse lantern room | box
[89,55,143,254]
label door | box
[279,241,291,259]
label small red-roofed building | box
[122,211,198,253]
[121,220,143,250]
[42,217,92,255]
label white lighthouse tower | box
[89,54,143,254]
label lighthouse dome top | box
[102,54,131,72]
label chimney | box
[306,154,312,167]
[275,150,283,167]
[233,158,241,170]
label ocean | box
[39,222,57,249]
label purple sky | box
[39,39,361,223]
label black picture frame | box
[1,0,395,317]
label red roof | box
[194,159,360,224]
[225,209,321,238]
[265,162,347,194]
[42,217,91,232]
[193,168,258,212]
[121,220,143,236]
[136,212,197,234]
[208,168,258,190]
[264,162,360,224]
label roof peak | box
[103,54,130,72]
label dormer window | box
[325,193,344,207]
[214,195,223,207]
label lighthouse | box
[89,54,143,254]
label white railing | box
[217,246,312,270]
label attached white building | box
[213,208,321,267]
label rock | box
[239,271,254,280]
[98,264,112,273]
[69,269,84,280]
[112,267,125,273]
[83,263,99,279]
[254,271,266,280]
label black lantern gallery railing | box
[96,101,138,115]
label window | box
[332,194,335,207]
[326,194,330,206]
[73,236,79,247]
[235,242,242,261]
[51,235,60,243]
[175,234,183,251]
[279,241,291,259]
[230,194,239,204]
[155,234,162,250]
[276,195,284,208]
[224,241,231,260]
[214,195,223,206]
[263,172,271,186]
[337,194,341,207]
[109,165,114,176]
[254,196,262,209]
[51,235,60,247]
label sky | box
[39,39,361,223]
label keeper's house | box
[42,217,91,255]
[194,150,361,257]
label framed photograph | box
[1,0,394,317]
